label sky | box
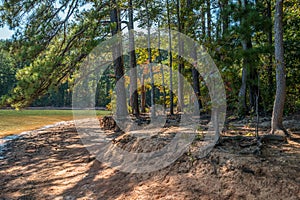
[0,3,92,40]
[0,21,145,40]
[0,25,14,39]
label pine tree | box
[271,0,287,135]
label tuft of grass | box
[0,109,110,137]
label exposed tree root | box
[270,127,290,137]
[219,134,287,155]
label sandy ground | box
[0,116,299,200]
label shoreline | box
[0,120,75,160]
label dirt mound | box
[0,117,299,199]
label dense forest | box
[1,1,300,198]
[0,0,299,131]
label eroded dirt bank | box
[0,116,299,200]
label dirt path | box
[0,118,299,200]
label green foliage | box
[0,40,17,98]
[0,0,111,109]
[284,0,300,113]
[0,0,298,117]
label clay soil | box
[0,115,299,200]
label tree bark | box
[144,0,156,117]
[267,0,274,101]
[192,48,202,112]
[187,0,202,113]
[249,55,258,111]
[271,0,287,135]
[238,0,257,116]
[216,11,221,40]
[176,0,184,112]
[238,57,248,116]
[207,0,212,41]
[167,0,174,115]
[220,0,229,35]
[158,26,167,112]
[110,0,128,118]
[239,37,253,116]
[201,4,206,41]
[128,0,139,117]
[141,73,146,113]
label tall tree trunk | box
[106,77,110,104]
[238,33,252,115]
[144,0,155,117]
[267,0,274,102]
[158,25,167,112]
[110,0,128,118]
[238,57,248,116]
[207,0,212,41]
[249,53,258,111]
[246,1,258,112]
[216,11,221,40]
[238,0,257,116]
[176,0,184,112]
[271,0,287,135]
[128,0,139,117]
[201,3,206,41]
[192,46,202,112]
[220,0,229,35]
[167,0,174,115]
[141,73,146,113]
[187,0,202,113]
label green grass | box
[0,109,110,137]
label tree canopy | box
[0,0,299,123]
